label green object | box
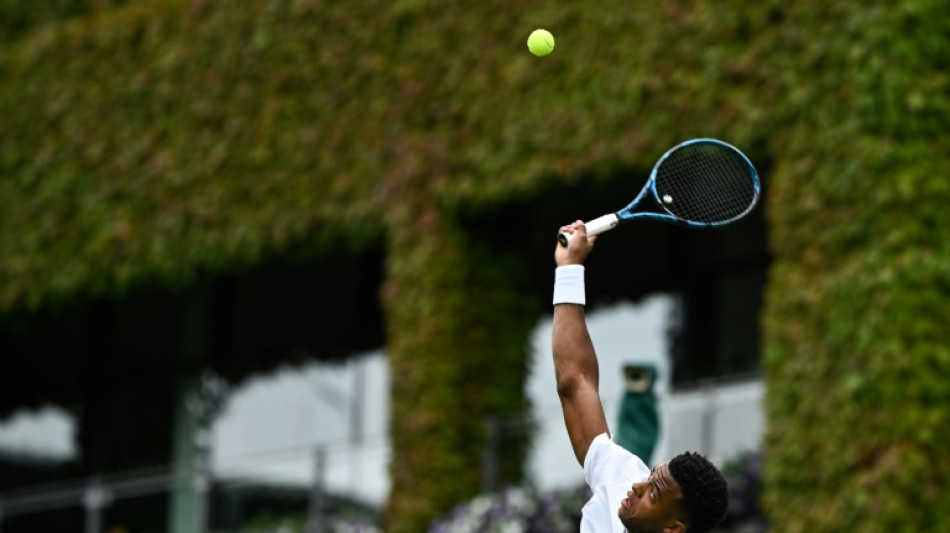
[615,363,659,465]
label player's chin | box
[617,511,635,532]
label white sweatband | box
[553,265,586,305]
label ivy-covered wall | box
[383,194,538,531]
[759,3,950,532]
[1,0,948,531]
[0,0,132,43]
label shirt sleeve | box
[583,432,650,489]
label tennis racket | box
[558,138,760,247]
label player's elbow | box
[556,371,584,400]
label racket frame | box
[558,138,759,247]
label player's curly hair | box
[668,452,729,533]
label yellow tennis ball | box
[527,28,555,57]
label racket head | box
[621,138,760,227]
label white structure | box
[208,298,764,504]
[0,299,765,515]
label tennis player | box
[553,221,729,533]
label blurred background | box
[1,1,947,532]
[0,297,766,532]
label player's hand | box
[555,221,596,267]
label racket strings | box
[654,144,757,224]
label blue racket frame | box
[617,138,760,228]
[557,138,760,248]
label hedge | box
[759,3,950,532]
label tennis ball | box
[527,28,555,57]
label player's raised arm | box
[552,221,610,466]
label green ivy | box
[760,3,950,532]
[2,0,949,531]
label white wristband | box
[553,265,586,305]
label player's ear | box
[663,519,686,533]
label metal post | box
[306,445,328,533]
[350,358,365,484]
[350,359,364,446]
[194,430,210,533]
[170,289,214,533]
[481,416,499,493]
[700,380,716,457]
[194,372,224,533]
[169,382,202,533]
[83,478,110,533]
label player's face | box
[617,461,685,533]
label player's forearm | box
[552,232,610,460]
[552,303,600,398]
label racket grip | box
[558,214,620,247]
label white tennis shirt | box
[581,433,651,533]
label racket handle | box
[558,214,620,247]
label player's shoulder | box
[584,433,650,487]
[582,433,613,465]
